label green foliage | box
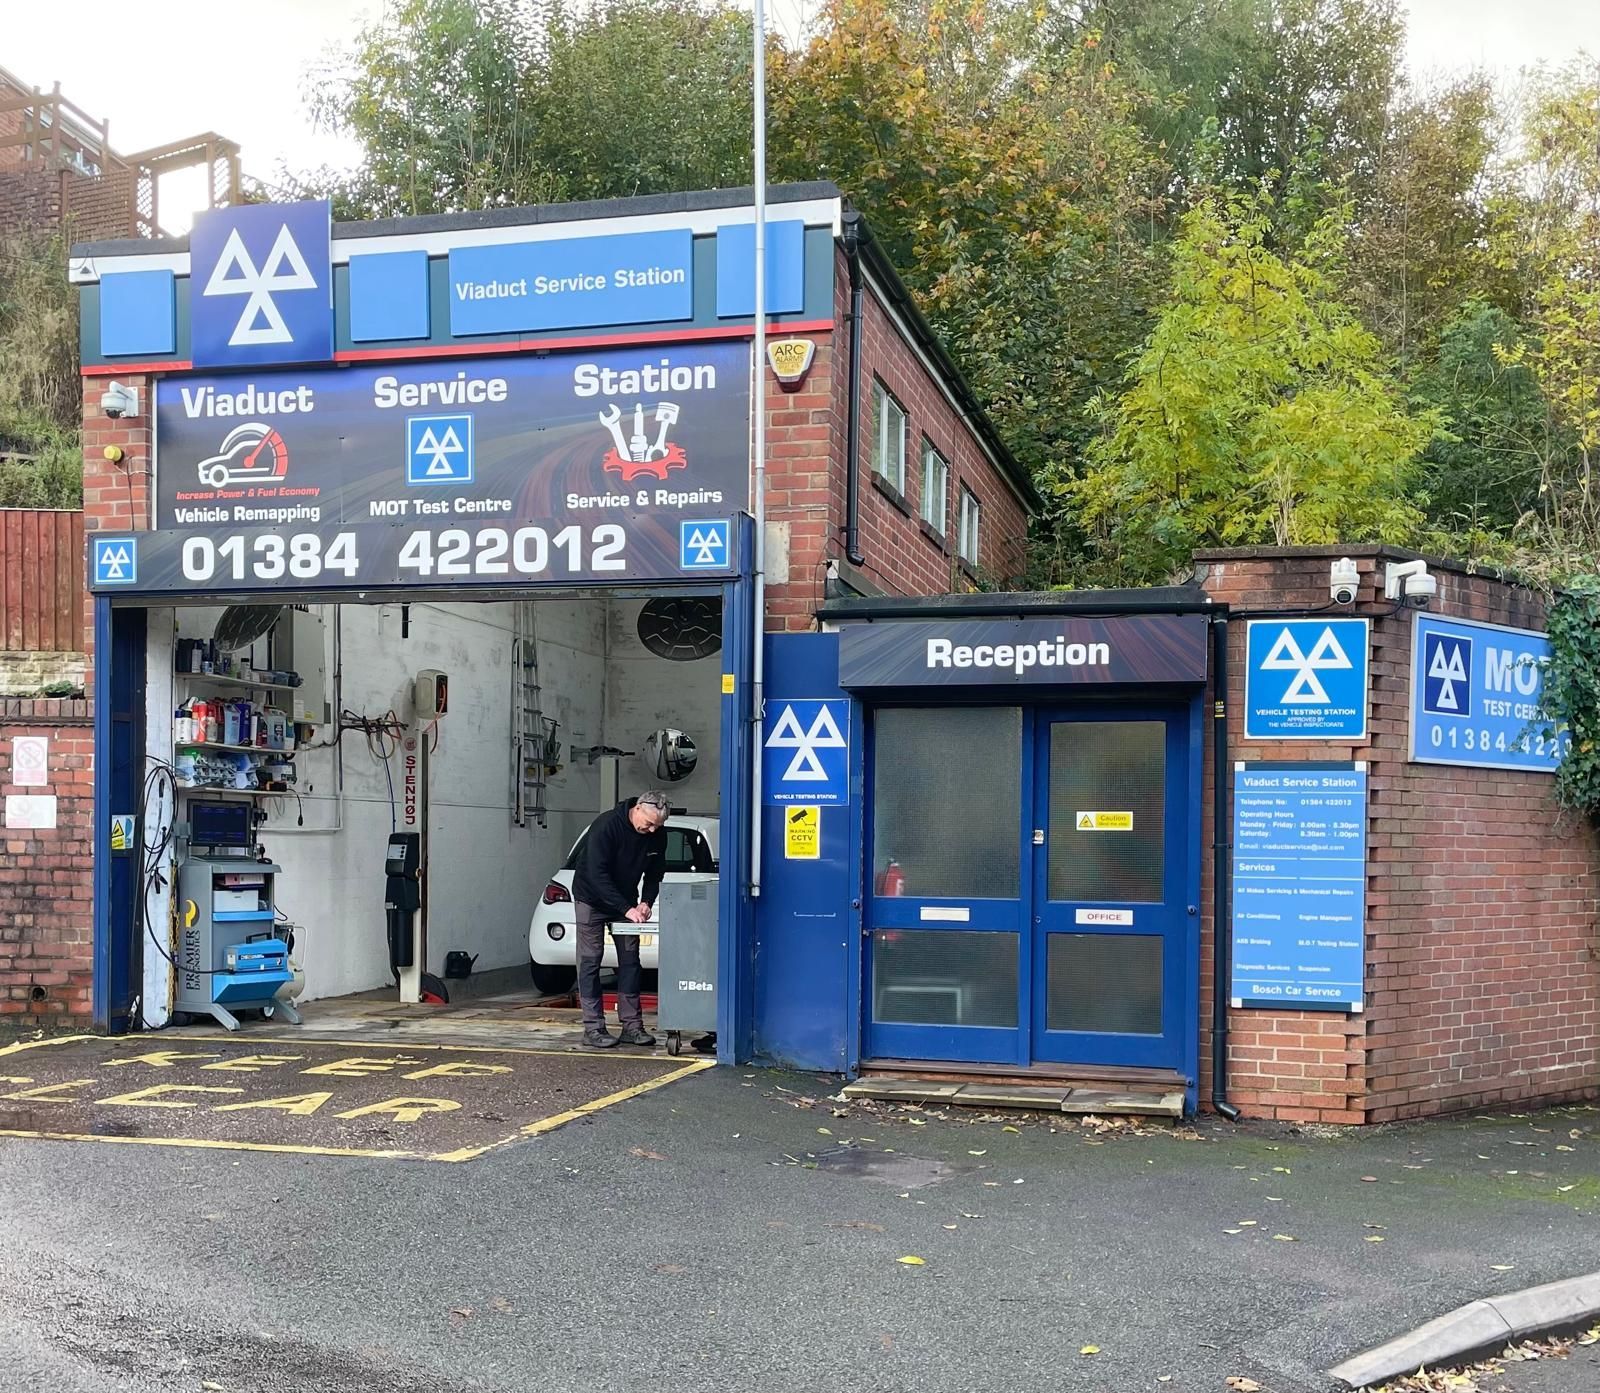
[1070,180,1434,584]
[1412,300,1573,535]
[1542,578,1600,826]
[0,232,81,509]
[303,0,754,215]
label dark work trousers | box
[575,900,643,1030]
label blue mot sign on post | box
[1231,762,1368,1012]
[1244,619,1370,741]
[1410,615,1569,773]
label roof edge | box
[70,181,844,260]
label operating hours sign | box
[89,341,751,595]
[1230,762,1367,1013]
[1410,615,1567,773]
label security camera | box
[1384,559,1437,608]
[100,381,139,419]
[1330,556,1360,605]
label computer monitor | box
[189,801,252,851]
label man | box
[571,791,670,1049]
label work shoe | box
[617,1025,656,1047]
[692,1033,717,1055]
[582,1028,619,1049]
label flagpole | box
[749,0,768,901]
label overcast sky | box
[4,0,1595,231]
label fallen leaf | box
[879,1333,894,1351]
[655,1263,688,1274]
[1226,1379,1262,1392]
[1365,1236,1385,1243]
[1360,1175,1377,1182]
[1272,1234,1296,1242]
[489,1296,513,1312]
[817,1127,832,1135]
[1013,1178,1025,1185]
[1490,1264,1515,1271]
[1002,1125,1020,1133]
[943,1223,958,1230]
[1557,1145,1575,1152]
[968,1149,987,1156]
[1223,1228,1243,1235]
[1363,1223,1386,1229]
[907,1118,926,1126]
[1266,1195,1284,1202]
[628,1147,667,1161]
[1079,1345,1100,1356]
[1238,1220,1258,1227]
[202,1384,226,1392]
[1159,1378,1173,1384]
[1272,1166,1292,1175]
[897,1255,926,1266]
[1559,1185,1576,1193]
[983,1181,1000,1187]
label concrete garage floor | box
[0,1057,1596,1393]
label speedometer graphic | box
[197,422,289,489]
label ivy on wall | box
[1542,578,1600,827]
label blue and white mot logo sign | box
[1411,615,1564,772]
[92,536,137,586]
[764,699,849,805]
[406,415,474,484]
[1244,618,1370,740]
[679,520,729,571]
[189,200,333,369]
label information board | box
[1230,762,1367,1012]
[1410,614,1567,774]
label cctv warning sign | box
[784,806,820,859]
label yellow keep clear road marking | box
[0,1036,717,1163]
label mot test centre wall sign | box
[1410,614,1568,773]
[1231,762,1367,1012]
[88,342,750,595]
[1244,619,1370,741]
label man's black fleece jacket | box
[572,799,668,920]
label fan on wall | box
[212,605,285,653]
[637,596,722,661]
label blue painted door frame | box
[1029,702,1198,1071]
[92,598,145,1033]
[858,693,1203,1091]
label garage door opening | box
[134,584,734,1056]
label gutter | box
[841,211,866,566]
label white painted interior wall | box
[146,592,723,1008]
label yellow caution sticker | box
[721,673,735,695]
[109,815,134,852]
[785,805,820,859]
[1076,811,1133,831]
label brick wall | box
[0,384,148,1029]
[1199,547,1600,1123]
[764,247,1032,630]
[0,700,94,1027]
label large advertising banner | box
[91,342,750,594]
[1230,762,1367,1012]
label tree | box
[0,231,80,509]
[1070,180,1434,585]
[1412,300,1573,536]
[1483,61,1600,582]
[303,0,754,216]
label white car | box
[527,815,719,995]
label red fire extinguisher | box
[877,859,906,897]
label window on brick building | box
[871,381,906,493]
[958,485,981,566]
[920,438,948,534]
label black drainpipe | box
[841,211,866,565]
[1212,612,1241,1122]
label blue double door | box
[864,702,1198,1073]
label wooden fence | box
[0,509,85,652]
